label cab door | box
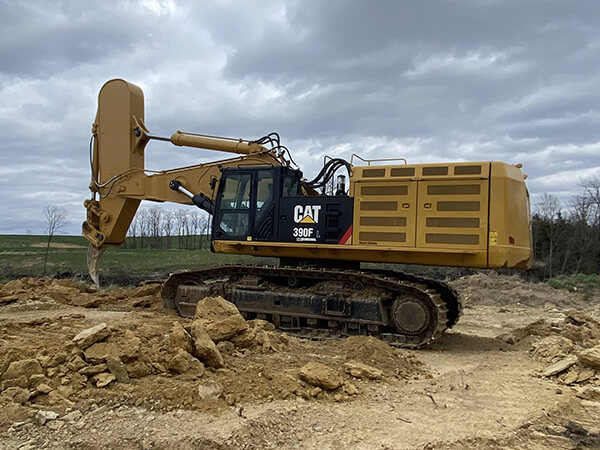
[213,171,252,240]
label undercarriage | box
[161,264,462,348]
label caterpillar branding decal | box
[293,205,321,242]
[293,205,321,224]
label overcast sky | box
[1,0,599,235]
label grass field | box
[0,235,272,284]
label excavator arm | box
[83,79,287,284]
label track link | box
[161,264,461,348]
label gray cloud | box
[1,0,599,235]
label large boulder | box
[299,362,343,390]
[72,323,110,349]
[578,345,600,370]
[193,296,248,342]
[189,322,224,368]
[1,359,43,381]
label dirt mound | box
[451,272,584,307]
[0,282,430,427]
[334,336,426,378]
[499,310,600,387]
[500,310,600,346]
[0,277,163,311]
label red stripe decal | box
[338,225,353,245]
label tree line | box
[532,172,600,279]
[125,208,211,250]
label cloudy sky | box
[1,0,599,235]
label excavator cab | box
[212,166,301,242]
[212,165,355,246]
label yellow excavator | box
[83,79,532,347]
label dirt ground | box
[1,273,599,449]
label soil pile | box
[0,277,163,311]
[451,272,584,308]
[334,335,426,378]
[499,310,600,387]
[0,279,429,431]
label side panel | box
[488,162,532,269]
[353,181,417,247]
[416,175,490,250]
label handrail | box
[351,153,408,166]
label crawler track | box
[161,264,462,348]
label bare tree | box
[175,210,188,249]
[147,208,162,248]
[199,215,209,249]
[580,172,600,226]
[162,210,175,249]
[534,193,562,278]
[43,205,67,275]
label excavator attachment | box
[87,244,105,287]
[83,79,285,283]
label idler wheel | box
[391,295,432,336]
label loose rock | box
[79,364,108,377]
[106,357,130,383]
[84,342,120,364]
[168,349,205,376]
[299,362,343,390]
[230,320,275,349]
[203,315,248,343]
[197,380,223,400]
[256,331,288,353]
[169,322,194,354]
[93,373,116,388]
[28,374,51,389]
[189,322,224,368]
[35,410,59,426]
[577,386,600,402]
[62,410,83,423]
[1,375,28,390]
[578,345,600,370]
[344,361,384,380]
[542,356,578,377]
[35,383,53,395]
[66,356,86,372]
[1,359,43,381]
[193,296,248,342]
[72,323,110,349]
[530,336,575,363]
[1,387,31,405]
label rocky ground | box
[0,273,599,449]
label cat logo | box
[293,205,321,224]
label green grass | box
[548,273,600,298]
[0,235,273,284]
